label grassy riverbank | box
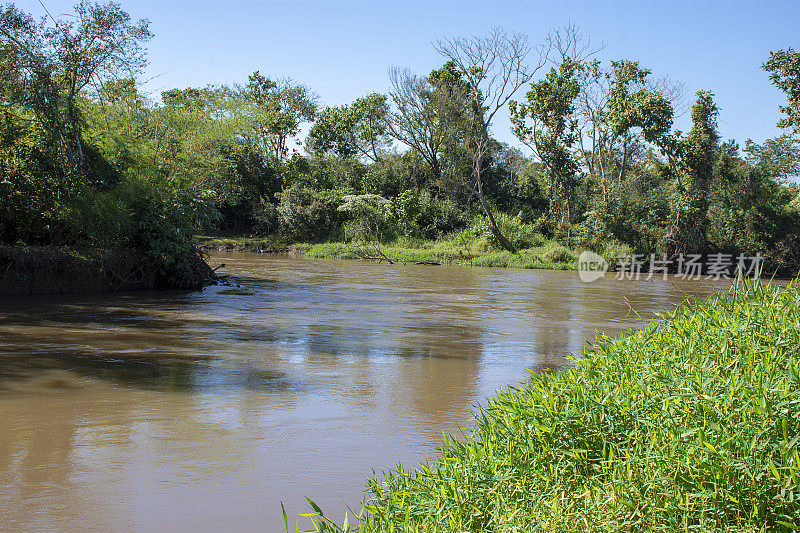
[300,279,800,532]
[194,234,623,271]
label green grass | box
[195,233,586,271]
[295,278,800,532]
[305,238,582,271]
[193,234,297,250]
[194,231,623,272]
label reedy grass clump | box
[196,230,586,270]
[297,279,800,532]
[304,239,579,270]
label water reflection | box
[0,352,293,393]
[0,254,737,532]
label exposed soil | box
[0,246,216,295]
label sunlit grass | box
[292,277,800,532]
[196,233,585,271]
[305,238,581,271]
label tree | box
[351,93,392,162]
[307,105,357,158]
[387,62,470,188]
[573,59,678,209]
[744,135,800,183]
[604,61,675,182]
[763,48,800,135]
[307,93,391,162]
[510,57,581,236]
[238,71,317,163]
[0,1,151,174]
[434,29,549,253]
[663,90,719,255]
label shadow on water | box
[0,351,298,394]
[0,304,175,330]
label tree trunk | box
[475,163,516,254]
[618,137,628,184]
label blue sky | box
[22,0,800,153]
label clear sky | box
[20,0,800,153]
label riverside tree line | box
[2,1,800,282]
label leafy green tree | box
[743,134,800,182]
[0,1,151,175]
[308,106,358,159]
[574,59,677,209]
[664,90,719,255]
[0,1,152,245]
[763,48,800,135]
[510,57,581,237]
[307,93,391,162]
[605,61,675,182]
[238,71,317,163]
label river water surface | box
[0,253,732,531]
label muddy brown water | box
[0,253,737,532]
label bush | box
[252,198,279,236]
[386,190,422,238]
[124,185,212,287]
[384,190,470,241]
[417,191,469,239]
[352,281,800,532]
[571,209,607,251]
[540,241,577,263]
[477,212,545,251]
[276,184,350,242]
[338,194,391,244]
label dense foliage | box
[2,3,799,277]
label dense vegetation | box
[2,3,799,282]
[296,279,800,531]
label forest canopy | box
[2,1,799,278]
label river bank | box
[304,278,800,531]
[195,235,585,270]
[196,236,800,281]
[0,245,217,295]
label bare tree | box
[434,28,549,253]
[388,68,444,182]
[387,66,470,186]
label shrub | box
[252,198,279,236]
[571,209,607,251]
[386,190,422,238]
[540,241,577,263]
[339,194,391,244]
[276,184,350,242]
[124,185,211,287]
[417,192,469,239]
[477,212,545,251]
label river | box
[0,253,732,532]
